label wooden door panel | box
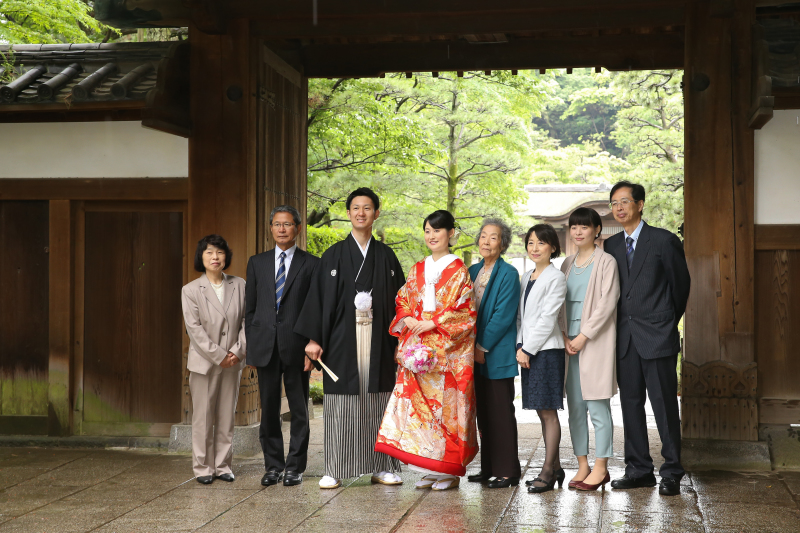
[130,212,182,422]
[84,210,182,430]
[0,201,49,417]
[84,212,134,423]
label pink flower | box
[401,343,436,374]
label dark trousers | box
[617,341,683,480]
[256,343,310,473]
[475,374,521,479]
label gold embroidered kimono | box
[375,257,478,476]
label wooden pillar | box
[188,19,259,426]
[188,19,253,278]
[682,0,757,441]
[48,200,72,436]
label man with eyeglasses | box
[245,205,319,488]
[603,181,691,497]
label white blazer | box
[516,263,567,356]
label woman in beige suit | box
[181,234,246,484]
[557,208,620,491]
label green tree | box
[610,70,684,231]
[0,1,117,44]
[381,71,550,257]
[533,70,621,157]
[306,77,427,227]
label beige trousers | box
[189,368,243,477]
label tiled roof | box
[0,42,173,106]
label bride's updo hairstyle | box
[423,210,458,248]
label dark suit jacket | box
[605,222,691,360]
[245,247,319,368]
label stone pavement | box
[1,414,799,533]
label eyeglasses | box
[609,198,636,209]
[271,222,296,229]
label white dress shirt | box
[275,243,297,279]
[623,219,644,251]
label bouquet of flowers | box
[401,343,436,375]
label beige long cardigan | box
[557,249,620,400]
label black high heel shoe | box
[555,468,565,488]
[487,477,520,489]
[526,468,565,488]
[527,476,557,494]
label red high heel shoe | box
[575,472,611,491]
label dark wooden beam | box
[249,1,685,38]
[755,225,800,250]
[0,178,188,200]
[293,33,684,77]
[0,109,143,123]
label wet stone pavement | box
[1,416,799,532]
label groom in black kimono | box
[295,187,405,489]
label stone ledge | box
[683,438,771,471]
[759,424,800,470]
[168,422,261,457]
[0,435,169,449]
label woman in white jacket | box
[516,224,567,494]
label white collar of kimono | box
[351,232,371,258]
[423,254,459,312]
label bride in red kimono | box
[375,210,478,491]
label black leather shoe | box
[611,473,657,490]
[283,471,303,486]
[215,473,234,482]
[487,477,520,489]
[659,477,680,496]
[261,470,283,486]
[467,471,491,483]
[197,475,214,485]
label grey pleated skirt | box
[323,310,400,479]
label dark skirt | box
[521,348,565,411]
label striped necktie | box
[276,251,286,310]
[625,236,635,271]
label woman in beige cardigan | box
[557,208,620,491]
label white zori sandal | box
[319,476,341,489]
[371,471,403,485]
[415,475,439,489]
[431,475,460,491]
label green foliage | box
[533,70,621,157]
[0,1,118,44]
[306,225,348,257]
[609,70,684,232]
[309,382,324,404]
[308,71,552,265]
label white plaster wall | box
[755,110,800,224]
[0,121,188,178]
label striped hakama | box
[323,310,401,479]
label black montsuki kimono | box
[294,234,405,395]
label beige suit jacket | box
[181,273,247,375]
[557,249,620,400]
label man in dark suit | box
[245,205,319,487]
[603,181,691,496]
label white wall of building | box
[755,110,800,224]
[0,121,188,178]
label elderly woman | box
[466,218,522,489]
[181,234,246,484]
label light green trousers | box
[565,352,614,458]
